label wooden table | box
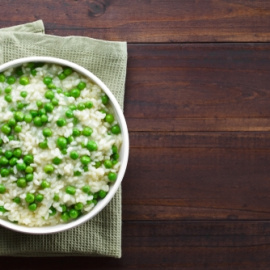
[3,0,270,269]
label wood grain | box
[126,43,270,131]
[0,0,270,42]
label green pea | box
[85,101,93,109]
[35,194,44,203]
[72,128,80,137]
[77,103,86,111]
[65,109,74,118]
[112,145,118,154]
[83,165,88,172]
[48,83,56,89]
[98,190,107,199]
[0,156,9,165]
[9,157,18,166]
[44,164,54,174]
[36,100,43,108]
[19,76,29,85]
[57,137,67,149]
[14,125,22,133]
[24,113,33,123]
[0,206,8,213]
[39,140,48,149]
[0,74,5,82]
[8,118,16,127]
[31,69,37,76]
[56,118,66,127]
[15,67,23,76]
[67,136,74,144]
[45,90,54,100]
[82,127,93,137]
[28,203,37,211]
[63,91,70,97]
[20,91,28,98]
[61,212,69,222]
[73,117,79,125]
[43,128,52,137]
[7,76,16,85]
[52,157,62,165]
[13,197,21,204]
[81,155,91,165]
[61,149,67,155]
[25,193,35,203]
[105,113,114,124]
[53,194,60,202]
[13,148,22,158]
[111,124,121,134]
[0,184,6,193]
[9,167,14,174]
[101,94,109,105]
[41,180,50,189]
[66,185,76,195]
[25,166,34,173]
[4,150,13,159]
[87,199,97,205]
[1,124,10,135]
[8,135,14,141]
[40,114,48,124]
[108,172,117,182]
[44,102,54,113]
[49,206,57,216]
[70,151,79,160]
[17,102,26,110]
[4,95,12,103]
[17,178,27,188]
[58,73,66,80]
[30,110,38,118]
[51,98,59,106]
[33,116,42,127]
[0,168,9,177]
[74,171,81,176]
[77,81,86,90]
[69,209,79,219]
[70,88,80,98]
[0,139,3,146]
[25,173,34,182]
[16,162,26,171]
[86,140,98,151]
[104,160,113,169]
[74,202,84,211]
[5,86,12,94]
[82,185,91,194]
[14,111,24,122]
[67,105,76,111]
[23,154,34,165]
[63,67,72,76]
[43,76,52,85]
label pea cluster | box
[0,63,122,224]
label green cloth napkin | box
[0,20,127,258]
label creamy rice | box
[0,62,122,226]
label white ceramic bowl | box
[0,56,129,234]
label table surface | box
[3,0,270,269]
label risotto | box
[0,62,122,227]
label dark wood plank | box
[3,221,270,269]
[126,43,270,131]
[129,131,270,149]
[123,142,270,220]
[0,0,270,42]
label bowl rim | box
[0,56,129,234]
